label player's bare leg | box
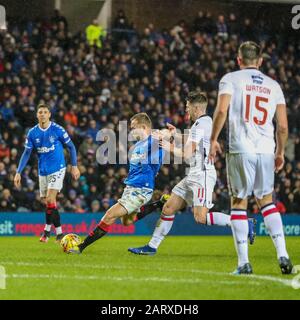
[73,203,128,253]
[256,193,294,274]
[193,203,256,243]
[192,206,231,226]
[193,206,209,224]
[39,196,51,242]
[120,213,137,226]
[128,193,186,255]
[230,197,253,274]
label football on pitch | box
[60,233,82,253]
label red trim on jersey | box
[262,207,278,218]
[230,215,248,220]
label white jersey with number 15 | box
[218,68,286,154]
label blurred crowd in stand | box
[0,9,299,213]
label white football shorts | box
[172,170,217,209]
[118,186,153,214]
[226,153,274,199]
[39,168,66,198]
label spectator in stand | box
[276,200,287,214]
[0,141,10,159]
[228,13,239,35]
[90,199,101,213]
[0,188,17,211]
[193,11,206,33]
[85,19,106,48]
[78,135,98,160]
[216,15,228,39]
[113,9,129,30]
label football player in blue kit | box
[14,104,80,242]
[69,112,164,254]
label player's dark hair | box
[36,103,51,112]
[131,112,152,128]
[238,41,262,65]
[186,91,208,106]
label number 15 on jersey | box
[244,95,268,125]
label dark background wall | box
[0,0,296,32]
[112,0,294,31]
[112,0,234,30]
[1,0,55,20]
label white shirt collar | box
[38,121,52,131]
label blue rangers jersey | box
[125,135,164,190]
[25,122,71,176]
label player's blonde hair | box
[238,41,262,65]
[130,113,152,128]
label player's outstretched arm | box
[14,148,32,188]
[65,140,80,180]
[159,138,181,157]
[158,138,196,161]
[209,94,231,161]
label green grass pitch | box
[0,236,299,300]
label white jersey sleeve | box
[218,73,234,96]
[274,83,286,105]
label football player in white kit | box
[128,91,255,255]
[209,41,294,274]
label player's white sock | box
[230,210,249,267]
[44,224,51,232]
[261,203,288,259]
[148,214,175,249]
[206,212,231,227]
[55,226,62,235]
